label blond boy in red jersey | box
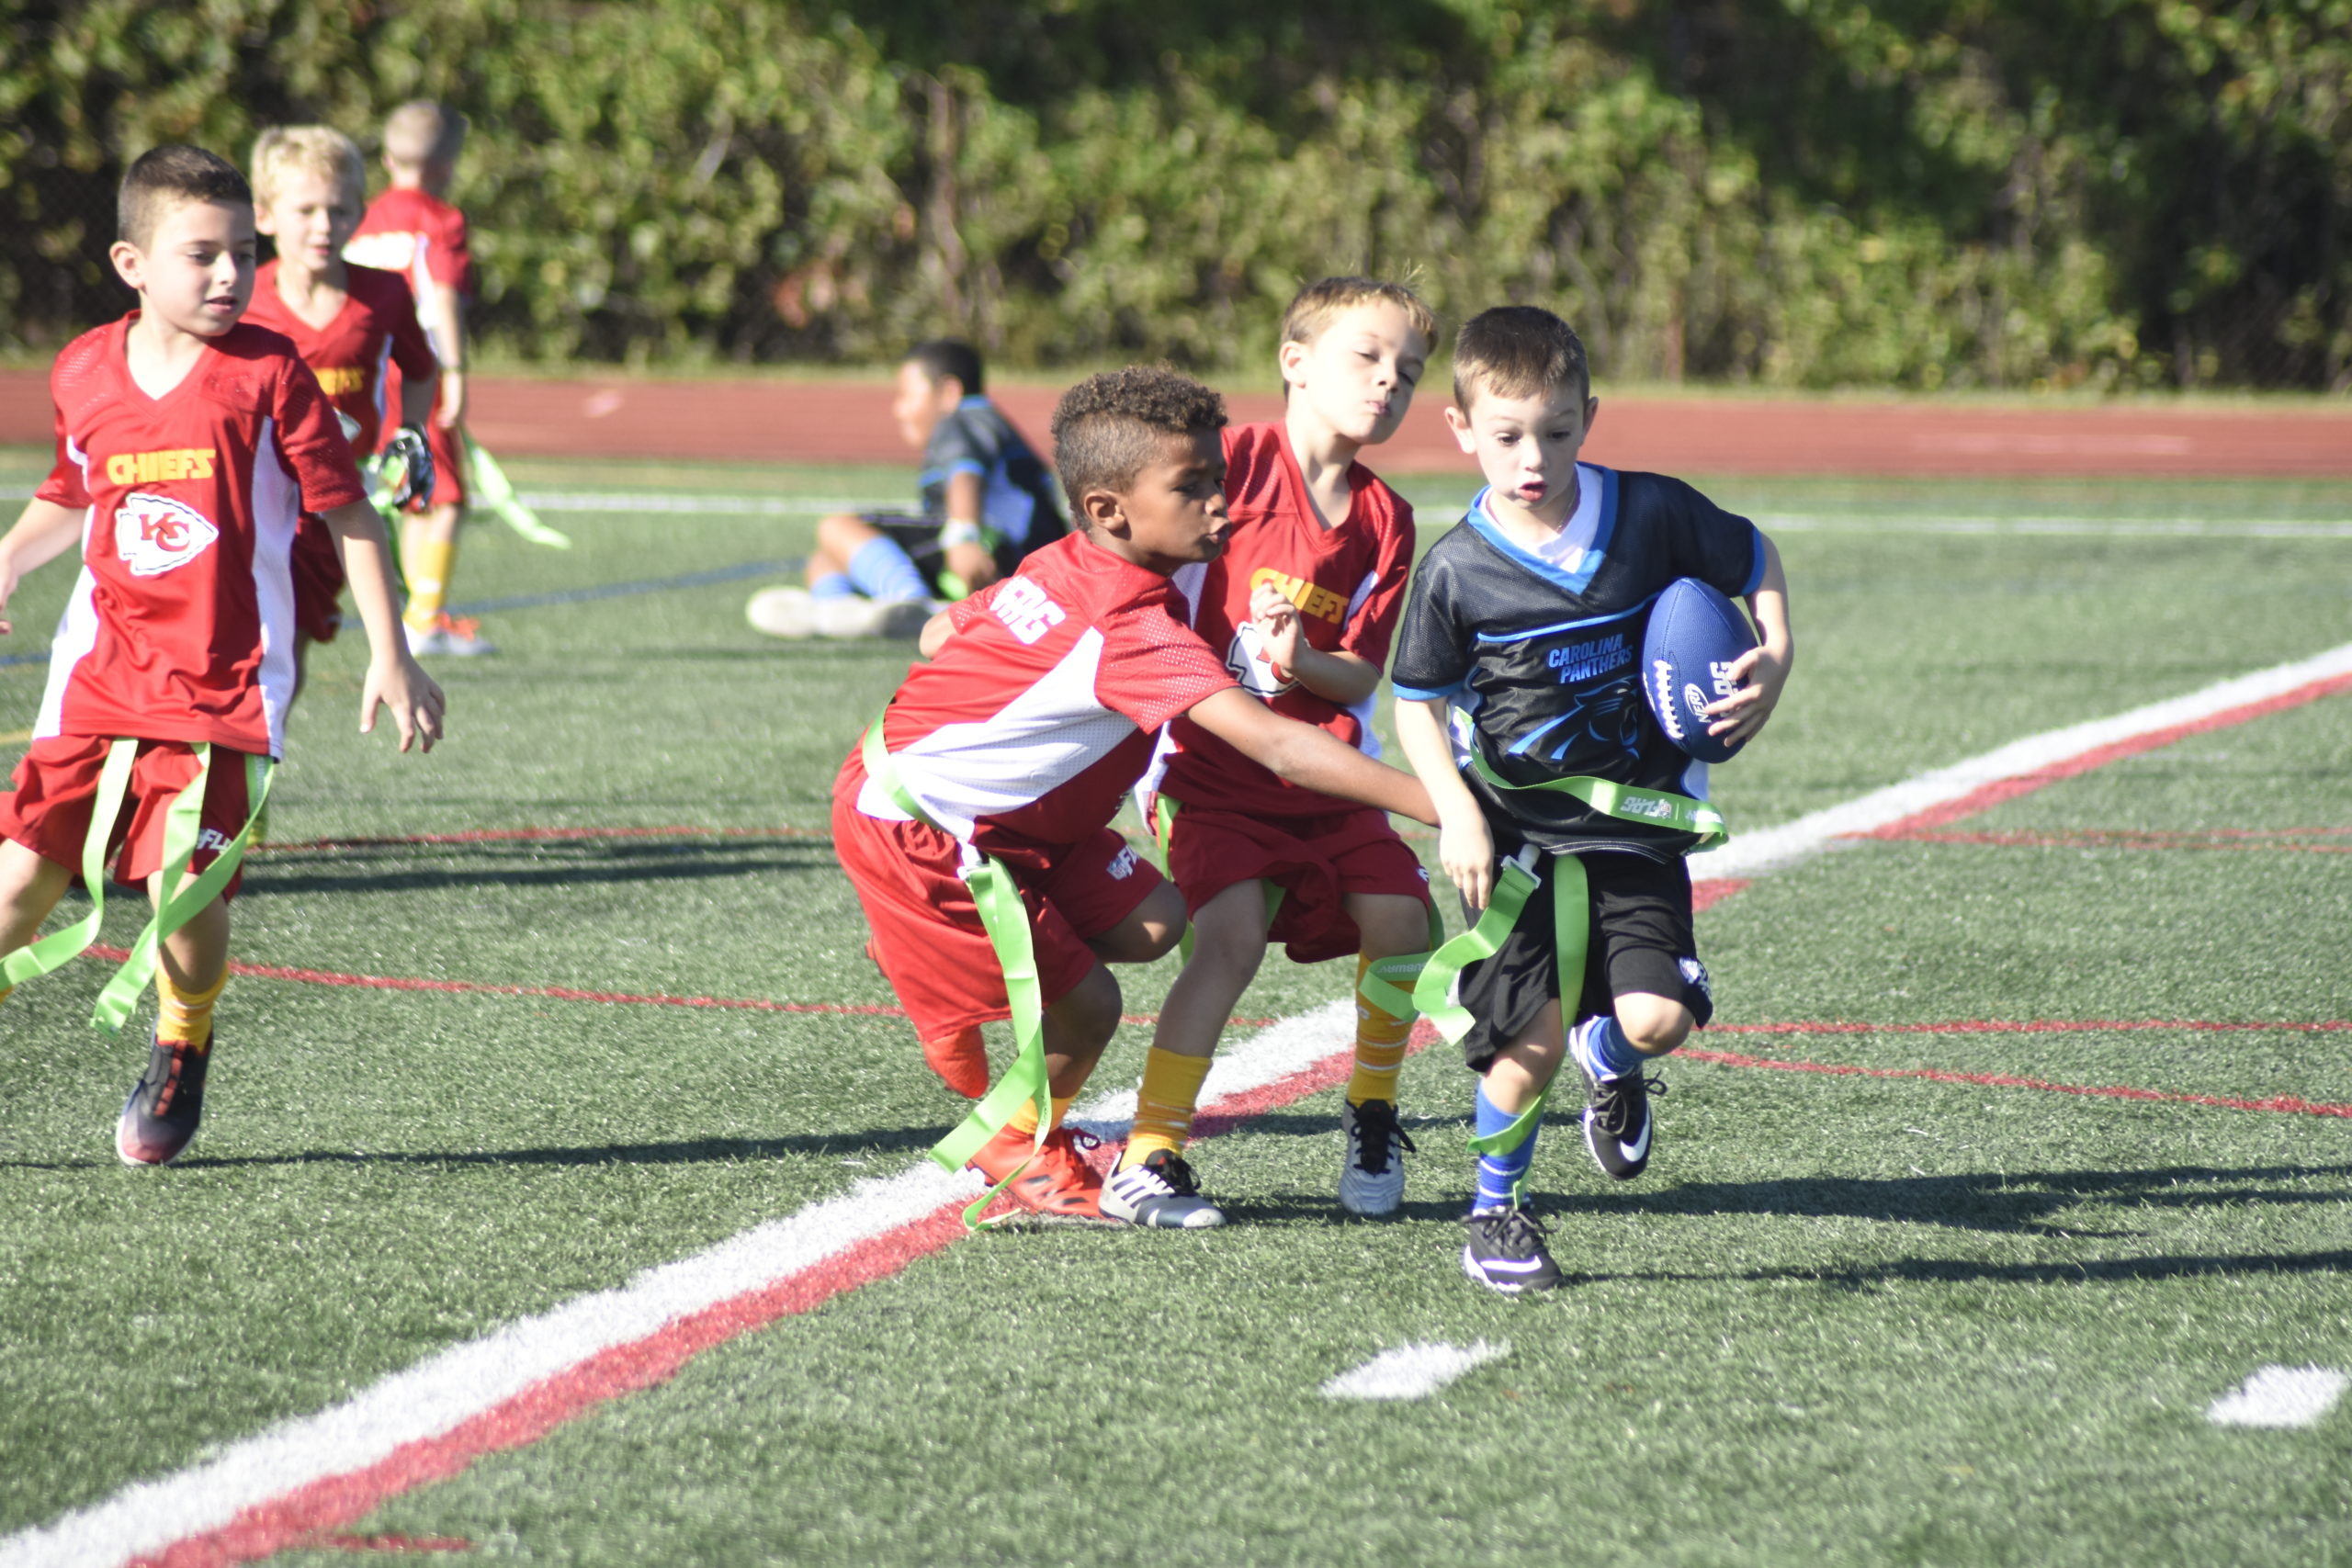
[1108,278,1440,1227]
[0,146,444,1166]
[242,125,440,685]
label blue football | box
[1641,578,1758,763]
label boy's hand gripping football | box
[1702,641,1790,749]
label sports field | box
[2,448,2348,1567]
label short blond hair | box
[1278,276,1437,355]
[251,125,365,210]
[383,101,467,166]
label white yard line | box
[8,644,2352,1567]
[2206,1366,2349,1429]
[1755,513,2352,538]
[1322,1341,1511,1401]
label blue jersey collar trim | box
[1462,466,1618,596]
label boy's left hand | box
[1702,644,1790,747]
[1250,581,1305,681]
[362,651,447,752]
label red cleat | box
[922,1026,991,1099]
[967,1122,1106,1221]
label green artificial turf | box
[1,461,2346,1564]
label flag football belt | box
[0,739,274,1034]
[860,719,1052,1230]
[1357,762,1728,1166]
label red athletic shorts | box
[2,736,259,897]
[291,513,345,644]
[418,412,466,509]
[831,769,1163,1043]
[1158,798,1430,964]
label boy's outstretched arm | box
[1186,687,1435,826]
[1707,530,1794,748]
[1394,695,1497,911]
[320,498,447,751]
[0,500,87,637]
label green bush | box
[5,0,2346,389]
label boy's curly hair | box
[1049,366,1227,515]
[119,145,250,250]
[1452,306,1590,411]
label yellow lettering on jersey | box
[313,367,367,396]
[105,448,219,485]
[1248,567,1346,625]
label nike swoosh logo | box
[1619,1121,1651,1161]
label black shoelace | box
[1590,1071,1666,1137]
[1351,1100,1418,1174]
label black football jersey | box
[1392,466,1761,858]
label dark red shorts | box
[292,513,346,644]
[2,736,258,896]
[831,767,1162,1043]
[420,414,466,508]
[1159,799,1430,964]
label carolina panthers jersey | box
[1391,465,1762,859]
[919,397,1066,553]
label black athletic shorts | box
[862,512,1022,586]
[1453,846,1713,1073]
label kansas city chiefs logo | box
[1224,621,1295,698]
[114,492,220,577]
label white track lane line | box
[2206,1366,2350,1429]
[1322,1341,1511,1401]
[9,644,2352,1566]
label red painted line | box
[1691,877,1750,912]
[297,1535,473,1555]
[1873,826,2349,852]
[1680,1045,2352,1119]
[132,1017,1440,1566]
[1857,671,2352,837]
[1711,1016,2352,1038]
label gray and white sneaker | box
[1460,1205,1561,1293]
[1338,1098,1416,1216]
[1101,1149,1226,1229]
[814,594,933,639]
[745,586,819,638]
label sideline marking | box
[1757,513,2352,539]
[1679,1046,2352,1120]
[1876,826,2349,852]
[2206,1366,2349,1429]
[1322,1341,1510,1402]
[15,645,2352,1567]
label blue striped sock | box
[847,536,930,604]
[1470,1077,1541,1212]
[809,570,856,600]
[1572,1015,1643,1080]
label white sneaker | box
[745,586,819,638]
[405,615,496,656]
[1338,1098,1415,1217]
[1100,1150,1226,1229]
[813,594,933,639]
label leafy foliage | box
[5,0,2346,389]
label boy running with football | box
[0,146,445,1166]
[1389,306,1792,1292]
[749,339,1065,640]
[345,100,488,656]
[242,125,440,692]
[832,366,1435,1223]
[1114,277,1439,1227]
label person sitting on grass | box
[748,339,1065,640]
[1390,305,1792,1293]
[830,365,1436,1223]
[0,145,445,1168]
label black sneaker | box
[1460,1205,1561,1293]
[1338,1098,1417,1216]
[117,1035,209,1167]
[1581,1065,1664,1181]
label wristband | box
[939,518,983,548]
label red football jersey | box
[1152,421,1417,818]
[345,186,472,299]
[243,262,437,455]
[32,317,369,757]
[844,534,1236,861]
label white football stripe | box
[1322,1341,1511,1401]
[1699,639,2352,879]
[2206,1366,2349,1429]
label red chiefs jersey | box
[242,262,436,454]
[842,533,1236,861]
[32,317,369,758]
[1152,421,1417,818]
[345,186,472,299]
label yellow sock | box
[0,985,13,1009]
[1345,953,1412,1105]
[402,536,456,630]
[156,969,226,1052]
[1005,1094,1076,1140]
[1123,1047,1214,1168]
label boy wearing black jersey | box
[1389,307,1793,1292]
